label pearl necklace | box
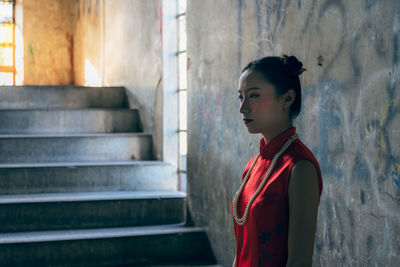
[233,133,299,225]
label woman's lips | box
[243,119,253,124]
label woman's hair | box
[241,54,307,121]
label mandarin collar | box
[259,126,297,159]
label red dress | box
[232,126,323,267]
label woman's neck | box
[261,121,293,144]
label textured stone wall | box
[187,0,400,266]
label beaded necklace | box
[233,133,299,225]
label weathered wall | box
[73,0,163,159]
[23,0,74,85]
[72,0,103,87]
[187,0,400,266]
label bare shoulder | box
[291,159,318,177]
[289,159,319,196]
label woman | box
[232,55,323,267]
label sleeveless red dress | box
[232,126,323,267]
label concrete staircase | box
[0,86,218,267]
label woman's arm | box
[286,160,320,267]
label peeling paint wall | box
[23,0,74,85]
[187,0,400,266]
[73,0,163,159]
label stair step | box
[0,160,177,194]
[0,85,213,266]
[0,224,216,266]
[0,133,153,163]
[0,190,187,232]
[0,85,128,109]
[0,108,142,134]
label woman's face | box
[238,68,287,134]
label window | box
[0,0,15,85]
[177,0,187,190]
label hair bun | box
[281,54,306,76]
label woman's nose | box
[239,100,249,114]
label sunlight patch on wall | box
[84,58,101,86]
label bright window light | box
[178,0,187,177]
[0,0,15,85]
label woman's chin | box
[246,127,259,134]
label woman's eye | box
[238,94,258,100]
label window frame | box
[0,0,16,85]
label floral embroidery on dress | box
[257,220,284,264]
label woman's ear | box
[283,89,295,109]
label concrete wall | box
[23,0,74,85]
[187,0,400,266]
[73,0,163,159]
